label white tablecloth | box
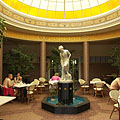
[0,96,16,106]
[14,83,31,88]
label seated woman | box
[49,73,60,90]
[110,77,120,90]
[51,73,60,81]
[14,73,22,83]
[14,73,24,97]
[3,74,15,96]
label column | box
[0,42,3,84]
[40,42,46,78]
[83,41,89,85]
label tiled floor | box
[0,88,119,120]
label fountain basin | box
[41,96,90,114]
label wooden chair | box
[39,77,46,84]
[38,77,46,93]
[91,78,102,82]
[79,79,89,94]
[109,90,119,119]
[33,79,40,94]
[93,82,104,97]
[27,84,35,104]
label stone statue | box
[58,45,72,81]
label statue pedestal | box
[58,81,73,104]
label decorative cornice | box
[6,29,120,42]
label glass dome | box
[2,0,120,19]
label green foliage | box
[49,47,60,67]
[4,46,34,76]
[49,87,57,98]
[0,17,7,46]
[108,46,120,74]
[47,47,60,75]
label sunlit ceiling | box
[2,0,120,19]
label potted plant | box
[0,17,7,47]
[49,87,57,101]
[4,46,34,82]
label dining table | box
[14,83,31,88]
[0,96,16,106]
[14,83,32,101]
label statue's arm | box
[68,51,71,59]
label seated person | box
[110,77,120,90]
[49,73,60,90]
[3,74,15,96]
[14,73,22,83]
[3,74,14,88]
[51,73,60,81]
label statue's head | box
[58,45,64,51]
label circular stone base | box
[59,80,73,83]
[41,96,90,114]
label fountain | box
[41,46,90,114]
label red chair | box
[3,87,14,96]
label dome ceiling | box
[0,0,120,34]
[1,0,120,19]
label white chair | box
[27,84,35,104]
[79,79,89,93]
[38,77,46,93]
[93,81,104,97]
[79,79,86,86]
[92,78,102,82]
[33,79,40,94]
[34,79,40,86]
[106,83,111,89]
[109,90,119,119]
[39,77,46,83]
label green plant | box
[49,87,57,98]
[0,17,7,47]
[108,46,120,75]
[47,47,60,74]
[4,46,34,76]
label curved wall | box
[6,28,120,42]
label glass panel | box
[31,0,41,8]
[24,0,32,6]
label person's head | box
[55,73,59,76]
[17,73,20,77]
[8,74,13,79]
[58,45,64,52]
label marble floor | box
[0,88,119,120]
